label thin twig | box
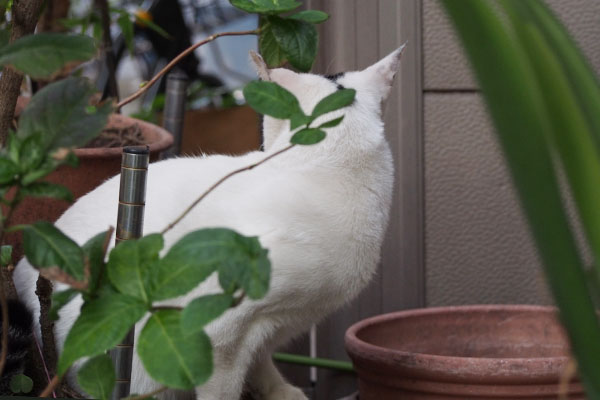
[161,144,295,235]
[125,385,168,400]
[32,331,56,398]
[39,374,62,398]
[116,29,259,110]
[150,305,183,312]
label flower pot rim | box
[345,304,575,384]
[74,114,173,159]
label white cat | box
[14,46,404,400]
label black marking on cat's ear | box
[325,72,344,82]
[336,83,345,90]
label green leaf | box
[18,76,113,152]
[138,310,212,390]
[269,16,317,72]
[0,29,10,49]
[230,0,301,14]
[290,112,311,130]
[9,374,33,394]
[181,294,233,335]
[108,234,164,302]
[117,13,134,55]
[77,354,115,400]
[0,245,11,267]
[311,89,356,119]
[50,289,78,321]
[318,115,344,129]
[20,182,73,202]
[0,156,19,185]
[23,221,85,280]
[58,293,147,375]
[258,19,286,68]
[83,230,111,296]
[18,134,44,173]
[7,131,20,164]
[243,81,303,119]
[0,33,96,79]
[288,10,329,24]
[134,14,172,39]
[441,0,600,396]
[290,128,326,145]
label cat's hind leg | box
[248,355,308,400]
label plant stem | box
[125,385,168,400]
[161,144,294,235]
[0,0,44,146]
[95,0,120,102]
[39,374,62,398]
[116,29,260,110]
[150,305,182,312]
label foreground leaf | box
[230,0,301,14]
[20,182,73,202]
[288,10,329,24]
[50,289,78,321]
[243,81,303,119]
[82,230,111,296]
[311,89,356,119]
[23,221,84,280]
[77,354,115,400]
[138,310,212,389]
[290,128,326,145]
[0,156,19,185]
[258,19,286,68]
[0,245,11,267]
[0,33,96,79]
[18,77,113,152]
[58,293,147,374]
[269,16,317,72]
[181,294,233,335]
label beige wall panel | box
[424,0,600,90]
[424,93,551,306]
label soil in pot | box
[345,305,583,399]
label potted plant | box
[346,0,600,398]
[0,0,347,398]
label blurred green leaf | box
[181,294,233,335]
[18,77,112,152]
[0,29,9,49]
[58,293,147,375]
[83,230,111,296]
[311,89,355,119]
[290,128,325,145]
[20,182,73,202]
[138,310,212,390]
[0,156,19,185]
[77,354,115,400]
[9,374,33,394]
[288,10,329,24]
[268,16,317,72]
[290,112,311,130]
[0,245,11,267]
[50,289,78,321]
[0,33,96,79]
[258,19,286,68]
[117,13,134,55]
[243,81,302,119]
[23,221,85,280]
[134,14,172,39]
[442,0,600,395]
[108,234,163,303]
[230,0,301,14]
[18,135,44,173]
[7,131,20,164]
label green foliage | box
[0,244,11,267]
[0,33,95,79]
[181,294,233,335]
[58,293,148,375]
[23,221,85,280]
[311,89,356,120]
[9,374,33,394]
[82,230,111,297]
[50,289,78,321]
[230,0,301,14]
[289,10,329,24]
[20,182,73,202]
[138,310,212,390]
[442,0,600,396]
[267,16,317,72]
[291,128,325,145]
[77,355,115,400]
[243,81,303,119]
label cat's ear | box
[249,50,271,81]
[362,43,407,99]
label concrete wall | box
[423,0,600,306]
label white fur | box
[14,47,404,400]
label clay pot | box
[345,305,584,399]
[6,114,173,261]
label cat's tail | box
[0,299,33,394]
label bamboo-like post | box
[110,146,150,399]
[161,70,188,159]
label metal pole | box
[161,69,188,158]
[110,145,150,400]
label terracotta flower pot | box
[345,305,584,399]
[6,114,173,261]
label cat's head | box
[250,45,406,152]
